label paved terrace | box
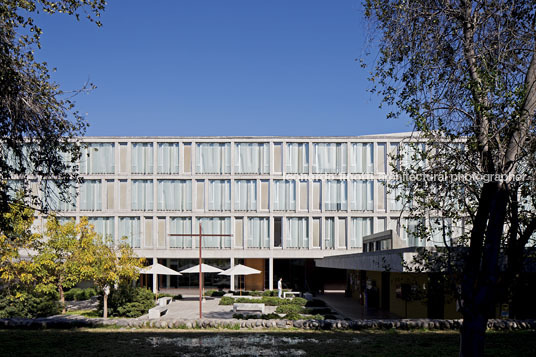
[152,288,397,320]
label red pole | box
[199,223,203,319]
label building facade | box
[36,133,431,291]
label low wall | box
[0,316,535,331]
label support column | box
[230,258,235,290]
[269,257,274,290]
[166,258,170,288]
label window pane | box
[157,180,192,211]
[157,143,180,174]
[132,180,154,211]
[81,143,115,174]
[312,143,347,173]
[119,217,140,248]
[235,143,269,174]
[132,143,154,174]
[208,180,231,211]
[286,143,309,174]
[235,180,257,211]
[80,180,102,211]
[196,143,231,174]
[287,217,308,248]
[248,217,270,248]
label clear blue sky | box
[36,0,410,137]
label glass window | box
[312,143,347,173]
[119,217,140,248]
[198,217,231,248]
[325,180,347,211]
[350,180,374,211]
[235,180,257,211]
[273,180,296,211]
[157,180,192,211]
[248,217,269,248]
[196,143,231,174]
[208,180,231,211]
[286,143,309,174]
[132,180,154,211]
[324,218,335,249]
[350,143,374,173]
[287,217,308,248]
[80,180,102,211]
[157,143,180,174]
[88,217,115,243]
[132,143,154,174]
[350,217,373,248]
[41,180,77,212]
[169,217,192,248]
[235,143,270,174]
[80,143,115,174]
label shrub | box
[309,314,325,320]
[0,290,60,318]
[262,290,277,297]
[284,311,302,320]
[205,290,225,297]
[290,297,307,306]
[100,284,155,318]
[219,296,235,305]
[275,304,304,314]
[65,287,97,301]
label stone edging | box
[1,316,535,331]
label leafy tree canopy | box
[0,0,106,225]
[364,1,536,355]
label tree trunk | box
[460,183,508,357]
[103,292,108,319]
[460,312,487,356]
[59,284,65,314]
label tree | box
[364,1,536,356]
[82,234,144,319]
[0,194,40,296]
[0,0,106,226]
[34,216,96,313]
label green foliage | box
[275,304,305,314]
[0,1,106,219]
[283,312,302,320]
[64,288,97,301]
[232,313,281,320]
[219,296,235,305]
[0,197,41,293]
[219,295,307,307]
[99,285,154,318]
[0,289,60,318]
[203,290,225,297]
[157,293,182,300]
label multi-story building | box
[36,133,436,293]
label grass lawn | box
[0,329,534,356]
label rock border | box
[0,315,535,331]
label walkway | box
[316,292,399,320]
[147,295,277,320]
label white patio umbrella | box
[180,264,224,299]
[140,263,182,294]
[218,264,261,295]
[180,263,223,274]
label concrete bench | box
[233,303,265,314]
[148,306,168,319]
[157,297,172,306]
[283,291,301,299]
